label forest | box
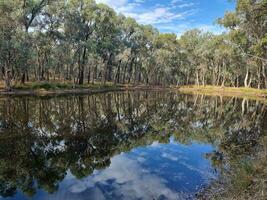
[0,0,266,90]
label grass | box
[18,82,76,90]
[197,136,267,200]
[0,81,132,95]
[0,81,125,90]
[178,85,267,100]
[1,81,267,99]
[0,81,168,91]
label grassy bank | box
[1,82,267,99]
[0,82,124,95]
[197,136,267,200]
[0,82,170,96]
[13,82,125,91]
[178,85,267,99]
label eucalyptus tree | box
[218,0,267,88]
[63,0,97,85]
[136,25,158,85]
[179,29,204,86]
[116,18,159,85]
[153,33,180,85]
[0,0,21,90]
[19,0,52,83]
[121,18,144,84]
[0,0,44,88]
[93,3,119,84]
[0,0,266,89]
[35,0,66,82]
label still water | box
[0,92,266,200]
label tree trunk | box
[115,60,121,84]
[221,76,225,87]
[102,58,108,85]
[196,70,199,86]
[107,53,113,81]
[87,68,91,84]
[128,58,134,84]
[262,62,267,88]
[93,64,98,84]
[244,68,249,87]
[216,64,221,86]
[21,72,26,84]
[122,63,127,84]
[79,47,87,85]
[4,70,12,91]
[202,70,205,86]
[186,70,189,85]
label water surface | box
[0,92,266,199]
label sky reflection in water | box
[1,92,265,200]
[7,140,215,200]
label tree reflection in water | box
[0,92,266,199]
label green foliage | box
[0,0,266,90]
[31,82,71,90]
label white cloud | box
[162,152,179,161]
[95,0,128,9]
[96,0,197,26]
[41,154,186,200]
[158,23,226,37]
[171,0,183,4]
[197,25,226,34]
[94,0,224,38]
[125,7,186,24]
[151,141,160,147]
[134,0,145,3]
[178,3,195,8]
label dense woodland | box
[0,0,266,90]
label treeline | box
[0,0,266,90]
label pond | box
[0,92,266,200]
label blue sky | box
[96,0,235,36]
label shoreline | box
[1,84,267,100]
[177,85,267,101]
[0,85,172,97]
